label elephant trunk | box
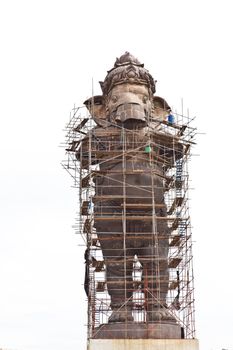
[112,103,148,129]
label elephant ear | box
[84,95,110,127]
[152,96,171,122]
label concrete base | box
[88,339,199,350]
[93,322,181,339]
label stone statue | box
[78,52,183,331]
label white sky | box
[0,0,233,349]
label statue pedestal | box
[88,339,199,350]
[92,322,182,339]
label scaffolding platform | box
[62,105,197,341]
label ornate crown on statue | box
[100,52,157,95]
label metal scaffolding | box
[62,104,197,340]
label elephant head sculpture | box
[84,52,171,130]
